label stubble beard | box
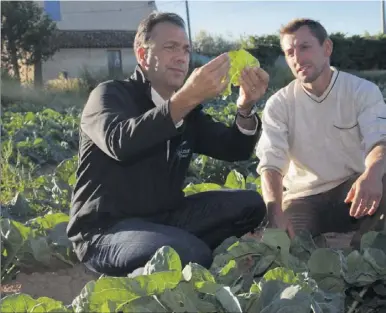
[300,62,328,84]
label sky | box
[155,0,385,40]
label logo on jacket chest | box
[176,140,191,159]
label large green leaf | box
[183,182,222,196]
[71,271,181,313]
[224,169,246,189]
[0,294,71,313]
[143,246,182,275]
[221,49,260,98]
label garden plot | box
[1,92,386,312]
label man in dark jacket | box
[67,12,269,277]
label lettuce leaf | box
[222,49,260,98]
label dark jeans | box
[81,189,266,276]
[283,173,386,248]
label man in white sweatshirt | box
[256,18,386,248]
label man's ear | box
[324,37,333,58]
[136,47,149,68]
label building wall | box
[32,0,156,82]
[42,48,137,81]
[36,1,157,30]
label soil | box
[0,232,354,306]
[0,264,99,306]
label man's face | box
[138,22,190,91]
[281,26,332,83]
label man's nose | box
[293,49,304,65]
[175,53,188,64]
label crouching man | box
[256,18,386,248]
[66,12,269,277]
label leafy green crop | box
[2,229,386,312]
[1,212,78,283]
[2,78,386,312]
[1,108,79,169]
[221,49,261,98]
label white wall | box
[35,1,157,30]
[42,48,137,81]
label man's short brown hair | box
[134,12,186,51]
[279,18,329,45]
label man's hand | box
[178,53,230,105]
[345,169,383,218]
[266,202,296,238]
[237,67,269,113]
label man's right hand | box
[266,203,295,238]
[178,53,231,105]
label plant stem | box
[347,286,369,313]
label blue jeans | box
[80,189,266,276]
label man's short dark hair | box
[134,12,186,51]
[279,18,329,45]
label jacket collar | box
[129,64,152,99]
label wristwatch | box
[237,104,258,119]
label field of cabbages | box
[1,73,386,312]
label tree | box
[1,1,59,85]
[193,30,239,55]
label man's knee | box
[223,189,266,213]
[82,219,214,276]
[226,189,267,225]
[244,190,266,215]
[231,189,265,207]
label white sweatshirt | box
[256,67,386,202]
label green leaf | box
[215,286,243,313]
[342,250,381,286]
[308,248,346,292]
[0,294,71,313]
[308,249,342,276]
[261,228,291,264]
[311,290,346,313]
[143,246,182,275]
[71,271,181,312]
[361,230,386,254]
[1,218,34,253]
[183,182,222,196]
[224,169,246,189]
[68,172,76,187]
[0,294,38,313]
[26,212,69,231]
[221,49,260,98]
[157,282,217,312]
[7,193,33,217]
[41,109,62,119]
[33,138,44,146]
[29,237,52,266]
[24,112,36,124]
[290,230,318,262]
[213,236,240,256]
[116,296,168,313]
[182,262,216,284]
[362,247,386,276]
[253,280,312,313]
[261,267,301,285]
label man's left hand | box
[345,169,383,218]
[237,66,269,113]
